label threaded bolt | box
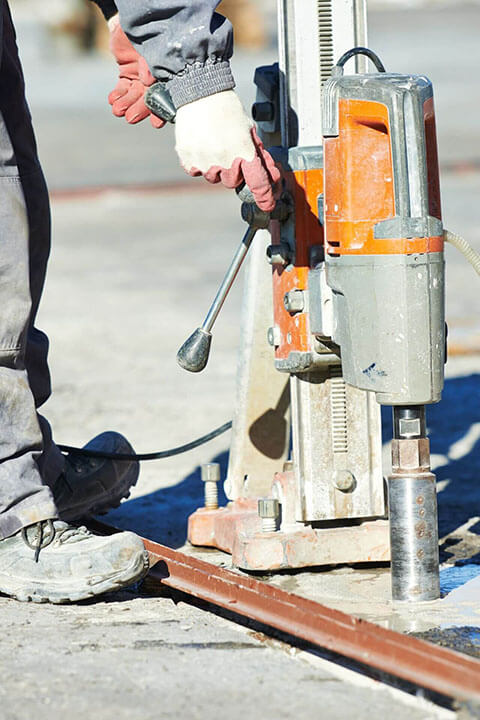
[258,498,279,533]
[201,463,220,509]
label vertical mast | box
[277,0,368,147]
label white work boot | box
[0,520,149,603]
[52,432,139,521]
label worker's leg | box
[0,5,65,488]
[22,165,66,488]
[0,7,148,607]
[21,163,67,487]
[0,2,139,526]
[0,1,59,539]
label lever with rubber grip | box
[176,200,275,373]
[145,84,285,372]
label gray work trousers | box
[0,1,64,539]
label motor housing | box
[323,72,445,405]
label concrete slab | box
[0,587,453,720]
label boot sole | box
[0,549,149,604]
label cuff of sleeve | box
[167,60,235,109]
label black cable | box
[57,420,232,462]
[335,47,386,73]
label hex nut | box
[283,289,305,313]
[201,463,221,483]
[258,498,280,519]
[391,439,431,473]
[267,325,281,347]
[398,417,422,438]
[266,243,291,267]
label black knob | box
[252,101,275,123]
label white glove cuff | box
[175,90,255,173]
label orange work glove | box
[108,15,165,129]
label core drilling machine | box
[146,0,461,603]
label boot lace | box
[21,519,55,563]
[21,520,92,562]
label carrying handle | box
[333,47,386,76]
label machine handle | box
[176,187,290,373]
[333,47,386,75]
[177,225,257,373]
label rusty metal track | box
[91,521,480,702]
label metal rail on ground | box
[90,519,480,704]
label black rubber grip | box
[144,83,177,124]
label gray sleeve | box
[114,0,235,108]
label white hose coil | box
[444,229,480,276]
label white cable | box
[444,229,480,276]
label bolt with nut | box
[283,289,305,314]
[267,325,282,347]
[258,497,280,533]
[266,243,291,267]
[201,463,220,509]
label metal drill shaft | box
[388,473,439,602]
[388,406,440,602]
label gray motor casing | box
[327,252,444,405]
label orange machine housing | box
[324,97,443,257]
[270,166,324,362]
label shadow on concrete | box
[101,451,229,548]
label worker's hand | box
[108,15,164,129]
[175,91,280,212]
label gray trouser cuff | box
[167,60,235,108]
[0,501,58,540]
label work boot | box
[0,520,149,603]
[52,432,139,521]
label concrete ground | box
[0,586,454,720]
[0,3,479,719]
